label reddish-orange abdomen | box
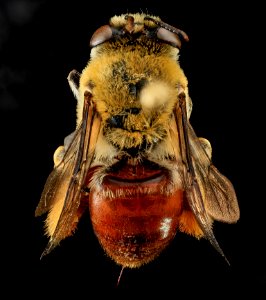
[88,161,183,268]
[89,190,183,268]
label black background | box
[1,0,264,298]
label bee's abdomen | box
[89,163,183,268]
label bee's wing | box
[187,125,240,222]
[35,92,101,257]
[174,92,239,262]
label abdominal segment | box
[87,161,203,268]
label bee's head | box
[89,13,189,50]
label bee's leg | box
[53,131,77,167]
[198,137,212,160]
[68,69,80,100]
[178,196,204,238]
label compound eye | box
[90,25,113,47]
[157,27,181,48]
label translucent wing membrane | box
[187,125,239,223]
[35,93,101,257]
[174,93,239,263]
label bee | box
[35,13,240,268]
